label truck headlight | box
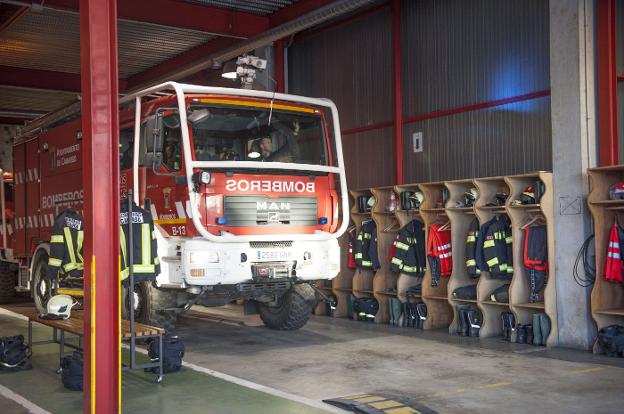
[189,251,219,264]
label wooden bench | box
[1,305,164,382]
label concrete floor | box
[1,303,624,414]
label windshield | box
[189,104,329,165]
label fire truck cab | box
[1,82,349,331]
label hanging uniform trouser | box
[354,220,380,270]
[390,219,426,277]
[427,224,452,287]
[465,218,481,278]
[482,216,513,279]
[119,200,160,286]
[523,225,548,302]
[48,209,84,280]
[347,227,357,269]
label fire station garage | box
[1,0,624,413]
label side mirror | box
[145,115,163,154]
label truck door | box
[141,113,189,237]
[12,143,26,257]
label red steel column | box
[392,0,404,184]
[597,0,618,166]
[80,0,120,412]
[275,39,285,93]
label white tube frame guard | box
[123,82,350,243]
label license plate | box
[256,250,293,261]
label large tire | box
[32,252,54,314]
[121,281,179,332]
[0,261,16,304]
[258,284,317,331]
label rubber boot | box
[416,302,427,330]
[501,312,509,340]
[532,313,542,346]
[392,299,403,327]
[459,308,470,336]
[539,313,551,346]
[516,324,526,344]
[467,310,481,337]
[402,303,409,327]
[525,324,534,345]
[388,299,395,325]
[506,313,516,342]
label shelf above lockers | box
[588,166,624,342]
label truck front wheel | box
[32,253,53,314]
[258,283,317,331]
[121,281,179,333]
[0,261,16,304]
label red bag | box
[605,224,623,282]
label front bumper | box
[178,238,340,286]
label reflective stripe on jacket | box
[47,209,84,279]
[120,201,160,284]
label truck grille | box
[224,196,318,227]
[249,241,293,249]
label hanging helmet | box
[464,188,479,207]
[46,295,79,320]
[367,195,376,208]
[409,191,424,209]
[609,183,624,200]
[495,192,509,206]
[520,186,537,204]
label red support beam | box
[274,40,285,93]
[0,65,82,92]
[597,0,619,166]
[392,0,403,184]
[269,0,336,27]
[46,0,268,37]
[80,0,120,412]
[124,37,237,91]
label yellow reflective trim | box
[466,235,476,242]
[466,259,476,266]
[64,263,77,271]
[487,257,499,267]
[119,226,128,271]
[64,227,77,266]
[48,258,62,266]
[50,235,64,243]
[396,242,409,250]
[507,267,514,273]
[505,237,512,244]
[56,288,84,296]
[499,264,508,270]
[483,240,495,248]
[354,253,363,259]
[197,98,316,114]
[77,230,84,262]
[142,224,151,267]
[152,230,157,240]
[402,265,418,272]
[361,260,372,266]
[133,264,155,273]
[154,218,188,225]
[371,400,404,410]
[154,257,160,265]
[391,257,403,265]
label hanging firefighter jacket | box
[120,200,160,286]
[390,219,426,277]
[523,225,548,302]
[427,224,452,287]
[479,215,513,279]
[48,209,84,280]
[354,220,380,270]
[605,223,623,282]
[347,227,357,269]
[465,218,481,278]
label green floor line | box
[0,314,330,414]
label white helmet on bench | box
[46,295,79,320]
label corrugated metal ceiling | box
[0,86,78,113]
[183,0,297,16]
[0,8,219,78]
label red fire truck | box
[0,82,349,330]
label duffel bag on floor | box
[147,336,185,373]
[353,298,379,322]
[61,351,83,391]
[0,335,31,370]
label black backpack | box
[0,335,31,370]
[147,336,185,374]
[596,325,624,357]
[61,351,83,391]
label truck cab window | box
[119,127,134,170]
[162,114,182,171]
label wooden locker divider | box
[419,182,454,330]
[474,176,512,338]
[588,165,624,351]
[505,172,558,346]
[394,183,425,304]
[350,189,375,302]
[444,179,479,335]
[371,186,400,323]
